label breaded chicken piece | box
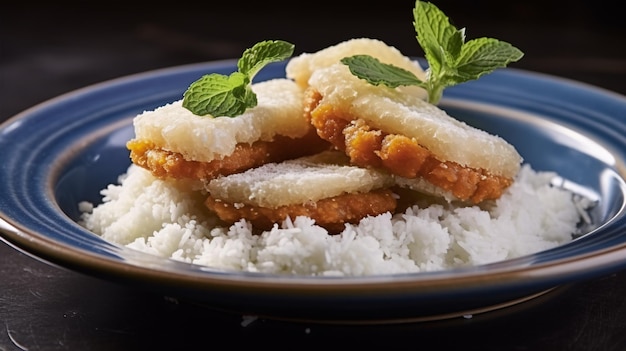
[287,40,522,204]
[204,151,397,233]
[127,78,330,181]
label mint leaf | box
[455,38,524,80]
[182,72,255,117]
[340,55,425,88]
[238,40,295,78]
[183,40,294,117]
[342,0,524,105]
[413,0,461,75]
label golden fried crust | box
[305,88,513,204]
[127,128,331,181]
[205,189,397,234]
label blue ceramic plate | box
[1,60,625,324]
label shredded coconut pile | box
[78,164,590,276]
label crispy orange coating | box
[127,128,331,181]
[205,189,397,234]
[305,89,513,204]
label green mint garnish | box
[182,40,295,117]
[341,0,524,104]
[340,55,424,88]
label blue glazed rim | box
[1,59,625,322]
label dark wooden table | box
[2,2,626,350]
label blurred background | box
[1,0,625,121]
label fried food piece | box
[127,128,330,180]
[306,93,514,203]
[288,40,520,203]
[127,78,329,181]
[204,151,396,233]
[206,189,396,234]
[288,39,522,204]
[286,38,428,100]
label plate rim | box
[1,59,626,320]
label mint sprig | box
[182,40,295,117]
[341,1,524,104]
